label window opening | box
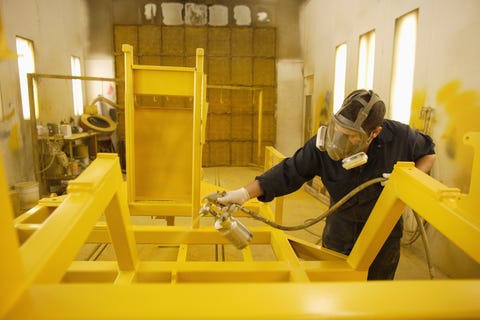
[143,3,157,22]
[357,30,376,90]
[390,9,418,124]
[71,56,84,116]
[161,2,184,25]
[333,43,347,113]
[208,5,228,26]
[256,11,271,24]
[16,37,36,120]
[233,5,251,26]
[185,3,207,26]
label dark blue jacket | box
[256,119,435,237]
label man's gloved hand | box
[217,187,250,206]
[380,173,391,186]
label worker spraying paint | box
[202,89,436,280]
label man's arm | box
[415,154,436,173]
[244,179,264,198]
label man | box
[214,89,436,280]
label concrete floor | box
[78,166,448,280]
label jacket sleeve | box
[255,137,321,202]
[410,128,436,160]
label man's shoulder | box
[378,119,411,143]
[382,119,409,130]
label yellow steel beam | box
[133,67,195,96]
[191,48,205,228]
[19,154,124,284]
[0,137,27,318]
[123,44,136,203]
[458,133,480,214]
[4,281,480,319]
[348,155,480,271]
[3,42,480,318]
[103,182,138,271]
[4,134,480,318]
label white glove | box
[217,187,250,206]
[381,173,391,186]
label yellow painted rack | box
[2,46,480,318]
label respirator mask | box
[316,90,380,169]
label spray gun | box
[200,192,253,249]
[200,175,388,250]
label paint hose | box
[236,177,386,231]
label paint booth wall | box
[0,0,88,186]
[299,0,480,277]
[85,0,305,159]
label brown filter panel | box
[116,85,125,106]
[207,88,231,113]
[135,94,163,108]
[231,90,253,113]
[185,56,199,68]
[160,56,185,67]
[231,141,253,165]
[253,113,276,141]
[231,114,253,140]
[261,87,276,112]
[202,143,210,166]
[253,87,276,113]
[263,114,276,141]
[231,28,253,56]
[253,28,276,57]
[251,140,275,164]
[253,58,276,86]
[164,96,190,109]
[115,54,139,79]
[231,57,253,86]
[116,112,126,141]
[207,57,230,85]
[134,94,192,110]
[185,27,207,56]
[114,25,138,53]
[115,55,125,78]
[138,25,162,55]
[139,55,162,65]
[207,27,231,56]
[162,26,185,55]
[207,141,231,166]
[207,114,231,140]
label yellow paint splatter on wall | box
[409,89,427,131]
[315,90,331,129]
[437,80,480,191]
[7,122,20,152]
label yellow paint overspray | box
[8,122,20,152]
[409,89,428,132]
[315,90,331,130]
[437,80,480,191]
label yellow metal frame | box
[123,44,207,225]
[2,133,479,318]
[2,42,480,317]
